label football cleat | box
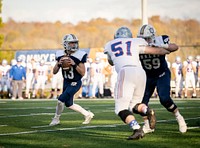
[176,115,187,133]
[147,108,156,129]
[49,117,60,126]
[82,111,94,124]
[127,128,145,140]
[11,97,16,100]
[142,123,155,134]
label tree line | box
[0,15,200,62]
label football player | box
[34,59,48,98]
[25,58,37,99]
[195,55,200,89]
[137,24,187,134]
[50,34,94,126]
[0,59,11,98]
[183,56,197,98]
[49,58,63,99]
[172,56,183,98]
[91,57,105,98]
[104,26,169,140]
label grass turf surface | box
[0,98,199,148]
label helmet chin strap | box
[64,49,70,56]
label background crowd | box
[0,54,199,100]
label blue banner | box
[15,48,90,63]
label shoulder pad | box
[55,50,65,60]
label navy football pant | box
[142,69,176,112]
[58,80,82,107]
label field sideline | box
[0,98,199,148]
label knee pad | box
[132,103,142,114]
[118,109,133,123]
[132,103,147,116]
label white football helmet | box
[62,34,79,52]
[2,59,8,65]
[187,56,193,63]
[175,56,181,63]
[40,59,45,65]
[196,55,200,62]
[11,59,17,66]
[114,26,132,39]
[137,24,156,43]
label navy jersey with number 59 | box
[139,35,169,77]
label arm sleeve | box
[162,35,170,44]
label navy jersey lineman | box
[138,24,187,134]
[49,34,94,126]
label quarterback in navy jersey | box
[49,34,94,126]
[138,24,187,134]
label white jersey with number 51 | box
[104,38,147,73]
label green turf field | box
[0,98,199,148]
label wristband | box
[161,44,169,49]
[57,63,62,67]
[73,64,77,69]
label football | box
[61,57,71,70]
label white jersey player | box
[104,26,169,140]
[172,56,183,98]
[195,55,200,89]
[91,57,105,98]
[110,66,117,98]
[50,58,63,99]
[35,60,48,98]
[25,58,37,98]
[183,56,197,98]
[0,59,11,98]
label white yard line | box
[0,106,199,118]
[0,125,7,127]
[0,124,118,136]
[187,126,200,129]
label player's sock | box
[69,103,89,116]
[55,100,64,118]
[129,120,140,130]
[174,110,181,118]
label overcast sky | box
[2,0,200,24]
